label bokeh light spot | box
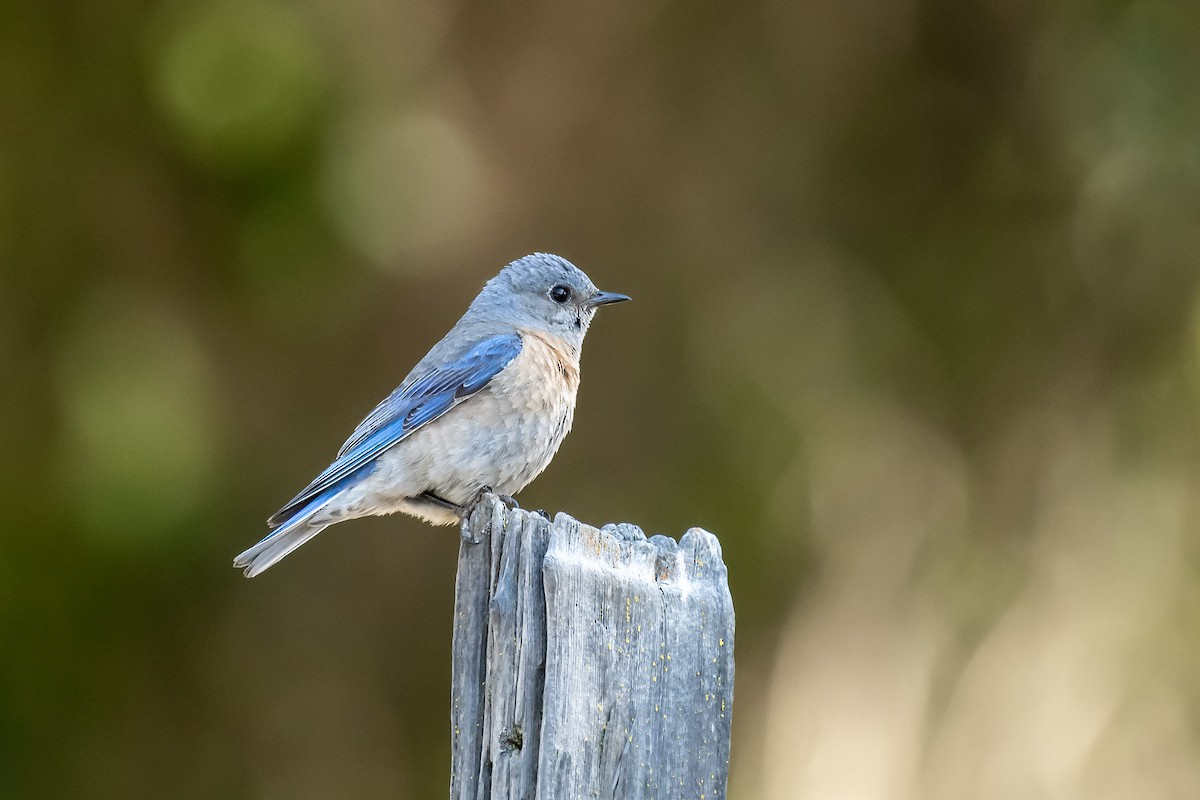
[320,108,495,270]
[151,0,327,172]
[55,290,220,546]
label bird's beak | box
[586,290,631,307]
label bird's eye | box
[549,284,572,304]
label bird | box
[233,253,630,577]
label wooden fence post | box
[450,495,735,800]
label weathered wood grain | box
[450,496,734,800]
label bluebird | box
[233,253,630,577]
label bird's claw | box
[472,486,520,511]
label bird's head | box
[475,253,630,351]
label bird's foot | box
[534,509,551,520]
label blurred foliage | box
[2,0,1200,797]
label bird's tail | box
[233,518,330,578]
[235,489,341,577]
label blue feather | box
[266,333,523,528]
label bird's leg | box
[418,491,465,515]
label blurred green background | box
[3,0,1200,797]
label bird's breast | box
[498,329,580,442]
[512,328,581,397]
[463,329,579,490]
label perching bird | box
[233,253,629,577]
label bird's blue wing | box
[267,333,523,527]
